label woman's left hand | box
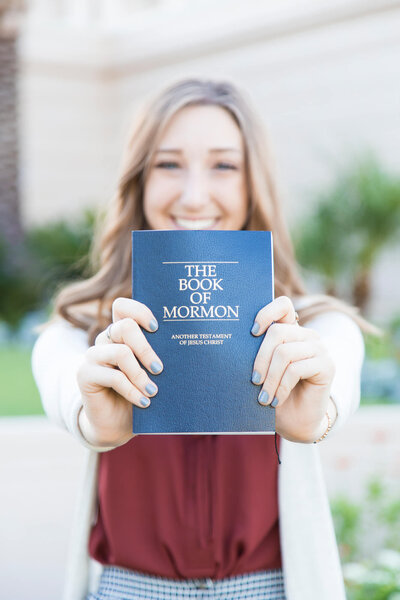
[251,296,336,443]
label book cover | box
[131,230,275,434]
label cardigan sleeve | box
[31,318,118,453]
[302,310,365,437]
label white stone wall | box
[17,0,400,319]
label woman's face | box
[143,105,248,231]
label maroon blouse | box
[89,434,282,580]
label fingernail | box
[258,390,269,405]
[151,361,163,374]
[140,397,150,407]
[251,322,260,335]
[145,383,157,396]
[251,370,261,384]
[149,318,158,332]
[271,397,279,408]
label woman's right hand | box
[76,297,163,447]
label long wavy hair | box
[48,78,380,345]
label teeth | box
[174,217,218,230]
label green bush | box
[331,477,400,599]
[0,237,42,331]
[294,153,400,310]
[364,322,399,362]
[25,208,95,301]
[0,209,96,331]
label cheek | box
[214,176,248,215]
[144,175,177,215]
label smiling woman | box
[143,104,248,232]
[32,78,379,600]
[48,78,376,341]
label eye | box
[154,161,180,170]
[214,162,237,170]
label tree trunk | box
[353,268,371,312]
[325,281,337,297]
[0,18,24,256]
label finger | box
[97,317,163,375]
[96,297,159,346]
[112,297,158,333]
[261,356,329,409]
[257,341,318,406]
[251,296,297,336]
[86,344,158,398]
[95,323,115,346]
[251,323,319,386]
[78,363,152,408]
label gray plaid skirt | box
[86,566,286,600]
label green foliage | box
[348,157,400,269]
[330,496,361,560]
[389,314,400,361]
[344,554,400,600]
[364,331,394,361]
[293,186,351,286]
[0,209,96,330]
[0,237,42,330]
[25,208,95,302]
[294,153,400,302]
[331,477,400,599]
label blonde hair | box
[48,78,381,344]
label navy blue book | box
[131,230,275,434]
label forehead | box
[157,104,244,151]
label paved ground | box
[0,417,85,600]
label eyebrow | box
[156,148,242,154]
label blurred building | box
[7,0,400,317]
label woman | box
[32,78,378,600]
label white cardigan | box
[31,304,364,600]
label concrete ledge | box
[319,404,400,498]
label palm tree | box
[347,157,400,310]
[294,153,400,312]
[0,4,24,255]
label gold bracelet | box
[313,411,332,444]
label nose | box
[178,168,210,211]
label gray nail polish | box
[271,397,279,408]
[149,318,158,332]
[145,383,157,396]
[140,397,150,407]
[258,391,269,405]
[251,370,261,384]
[151,361,163,374]
[251,322,260,335]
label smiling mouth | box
[170,216,220,230]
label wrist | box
[78,406,134,448]
[311,396,338,444]
[277,395,337,444]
